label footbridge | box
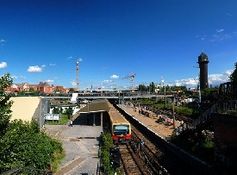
[43,94,173,100]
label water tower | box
[198,52,209,90]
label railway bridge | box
[42,94,173,100]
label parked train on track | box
[107,102,132,143]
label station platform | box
[118,104,181,139]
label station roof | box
[79,99,110,113]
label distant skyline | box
[0,0,236,89]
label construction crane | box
[122,73,136,91]
[75,59,79,91]
[75,58,83,92]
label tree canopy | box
[230,62,237,85]
[0,74,63,174]
[0,73,13,135]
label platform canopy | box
[79,99,110,113]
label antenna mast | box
[76,59,79,91]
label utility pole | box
[172,96,176,129]
[198,74,202,104]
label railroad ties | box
[131,127,169,175]
[119,143,147,175]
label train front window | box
[113,125,129,135]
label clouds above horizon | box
[0,61,7,68]
[27,65,42,73]
[103,79,113,83]
[196,29,237,42]
[175,69,233,88]
[110,74,119,79]
[45,79,54,83]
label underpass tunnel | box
[73,112,105,126]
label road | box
[44,125,102,175]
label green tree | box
[230,62,237,97]
[149,82,156,93]
[230,62,237,84]
[65,107,73,119]
[0,74,64,174]
[138,84,147,92]
[0,73,13,135]
[53,107,60,114]
[0,120,63,173]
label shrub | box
[0,120,63,174]
[100,132,114,174]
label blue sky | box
[0,0,236,89]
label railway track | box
[113,104,169,175]
[131,127,169,175]
[119,143,149,175]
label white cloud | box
[210,33,232,42]
[0,61,7,68]
[67,56,73,60]
[19,75,26,80]
[71,81,77,87]
[103,79,113,83]
[77,58,83,62]
[216,29,224,33]
[45,79,54,83]
[175,78,199,87]
[195,34,207,41]
[208,69,232,85]
[110,74,119,79]
[12,75,18,79]
[175,69,233,88]
[196,29,237,42]
[0,39,5,44]
[41,64,46,68]
[27,65,42,73]
[49,63,56,66]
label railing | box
[193,100,237,127]
[175,100,237,135]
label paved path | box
[45,125,102,175]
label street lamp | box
[193,66,202,105]
[172,95,176,129]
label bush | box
[0,120,63,174]
[100,132,114,174]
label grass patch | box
[51,149,65,173]
[132,98,200,119]
[45,114,70,125]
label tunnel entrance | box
[73,112,104,126]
